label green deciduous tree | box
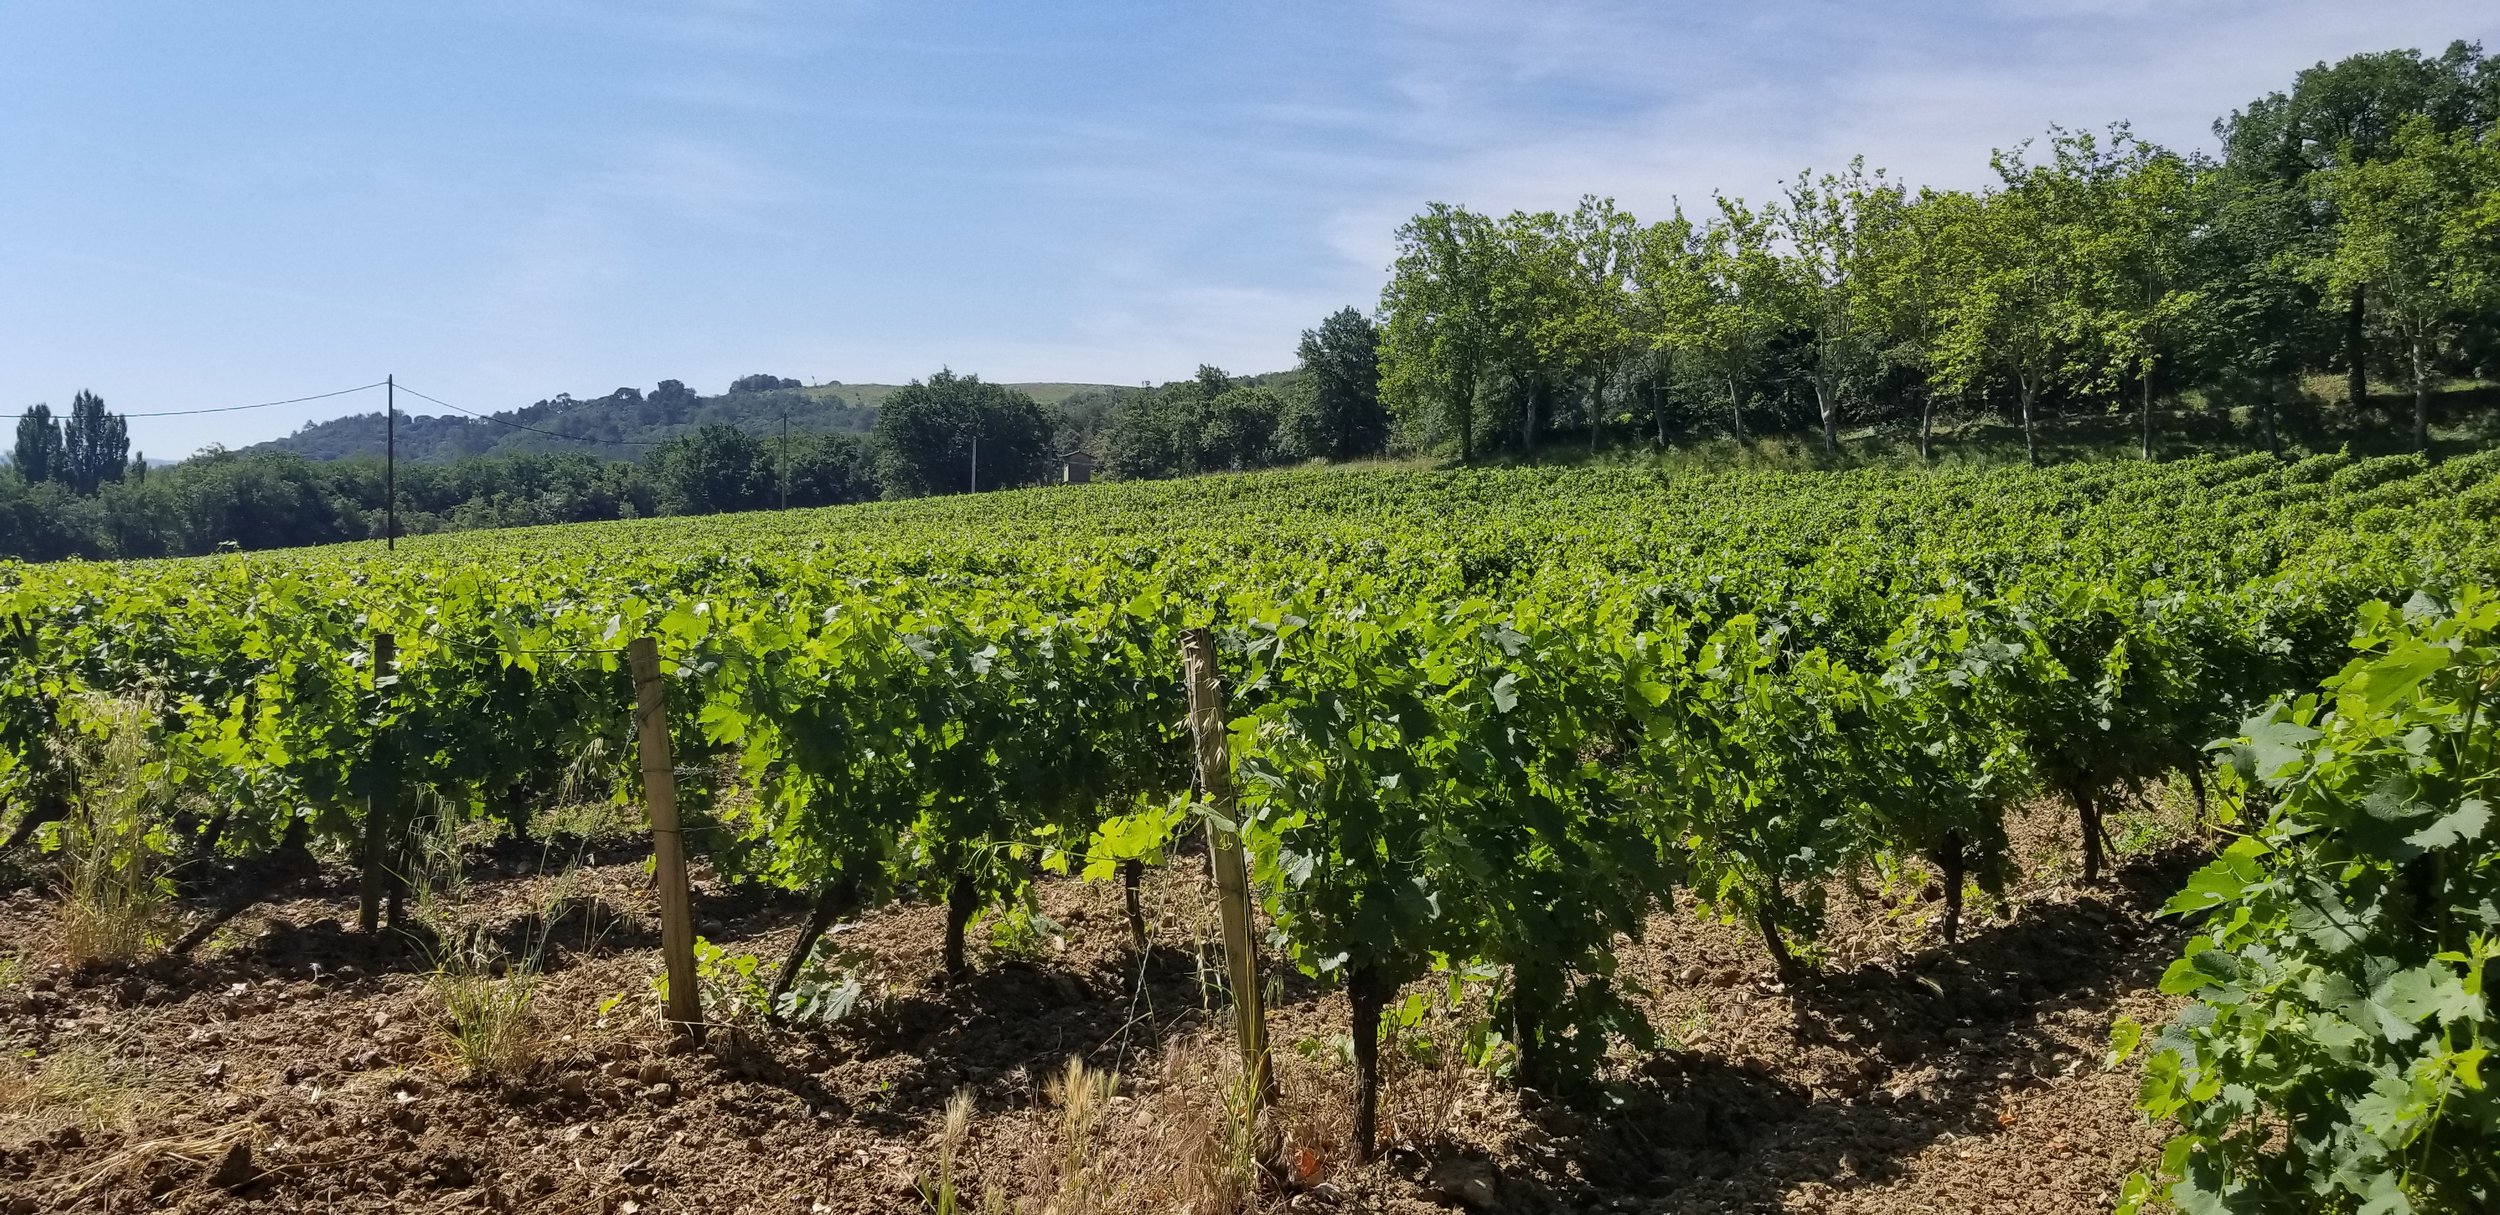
[2065,132,2204,459]
[1285,307,1387,460]
[2306,117,2500,450]
[1103,366,1286,479]
[1382,204,1502,460]
[1198,386,1283,472]
[785,432,879,507]
[2218,40,2498,409]
[1629,207,1708,446]
[869,370,1050,497]
[1859,187,1970,461]
[651,424,773,515]
[2187,155,2320,454]
[1554,197,1638,454]
[1933,131,2117,466]
[1693,197,1788,446]
[1783,160,1903,454]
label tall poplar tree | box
[62,391,129,496]
[11,404,61,485]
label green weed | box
[48,695,177,969]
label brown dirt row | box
[0,799,2196,1214]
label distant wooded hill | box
[246,376,1130,462]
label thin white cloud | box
[600,134,812,216]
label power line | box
[1,381,387,420]
[390,382,667,448]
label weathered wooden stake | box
[1180,627,1278,1109]
[357,632,397,934]
[629,636,703,1039]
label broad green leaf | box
[2404,799,2490,851]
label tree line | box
[1379,41,2500,462]
[255,375,879,462]
[1090,309,1389,480]
[1,393,878,561]
[1,306,1392,559]
[12,40,2490,561]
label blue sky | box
[4,1,2494,459]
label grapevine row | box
[2,451,2496,1160]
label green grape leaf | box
[2346,638,2450,714]
[2404,799,2491,851]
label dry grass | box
[945,857,1496,1214]
[901,1037,1289,1215]
[1037,1056,1120,1214]
[921,1087,995,1215]
[58,1121,264,1202]
[0,1042,163,1139]
[1165,1044,1268,1214]
[1372,1002,1483,1154]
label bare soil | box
[0,800,2196,1214]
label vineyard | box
[2,451,2498,1214]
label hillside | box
[247,377,1133,463]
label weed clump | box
[410,811,558,1084]
[46,694,177,969]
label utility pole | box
[780,412,789,511]
[969,431,979,494]
[385,374,396,551]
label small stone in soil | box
[210,1141,258,1190]
[1426,1158,1502,1212]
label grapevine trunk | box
[1119,858,1147,955]
[1754,905,1800,982]
[771,876,858,1012]
[1349,963,1387,1164]
[1936,832,1968,945]
[943,872,978,976]
[2072,780,2103,886]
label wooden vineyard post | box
[628,637,704,1040]
[358,632,397,934]
[1180,628,1278,1109]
